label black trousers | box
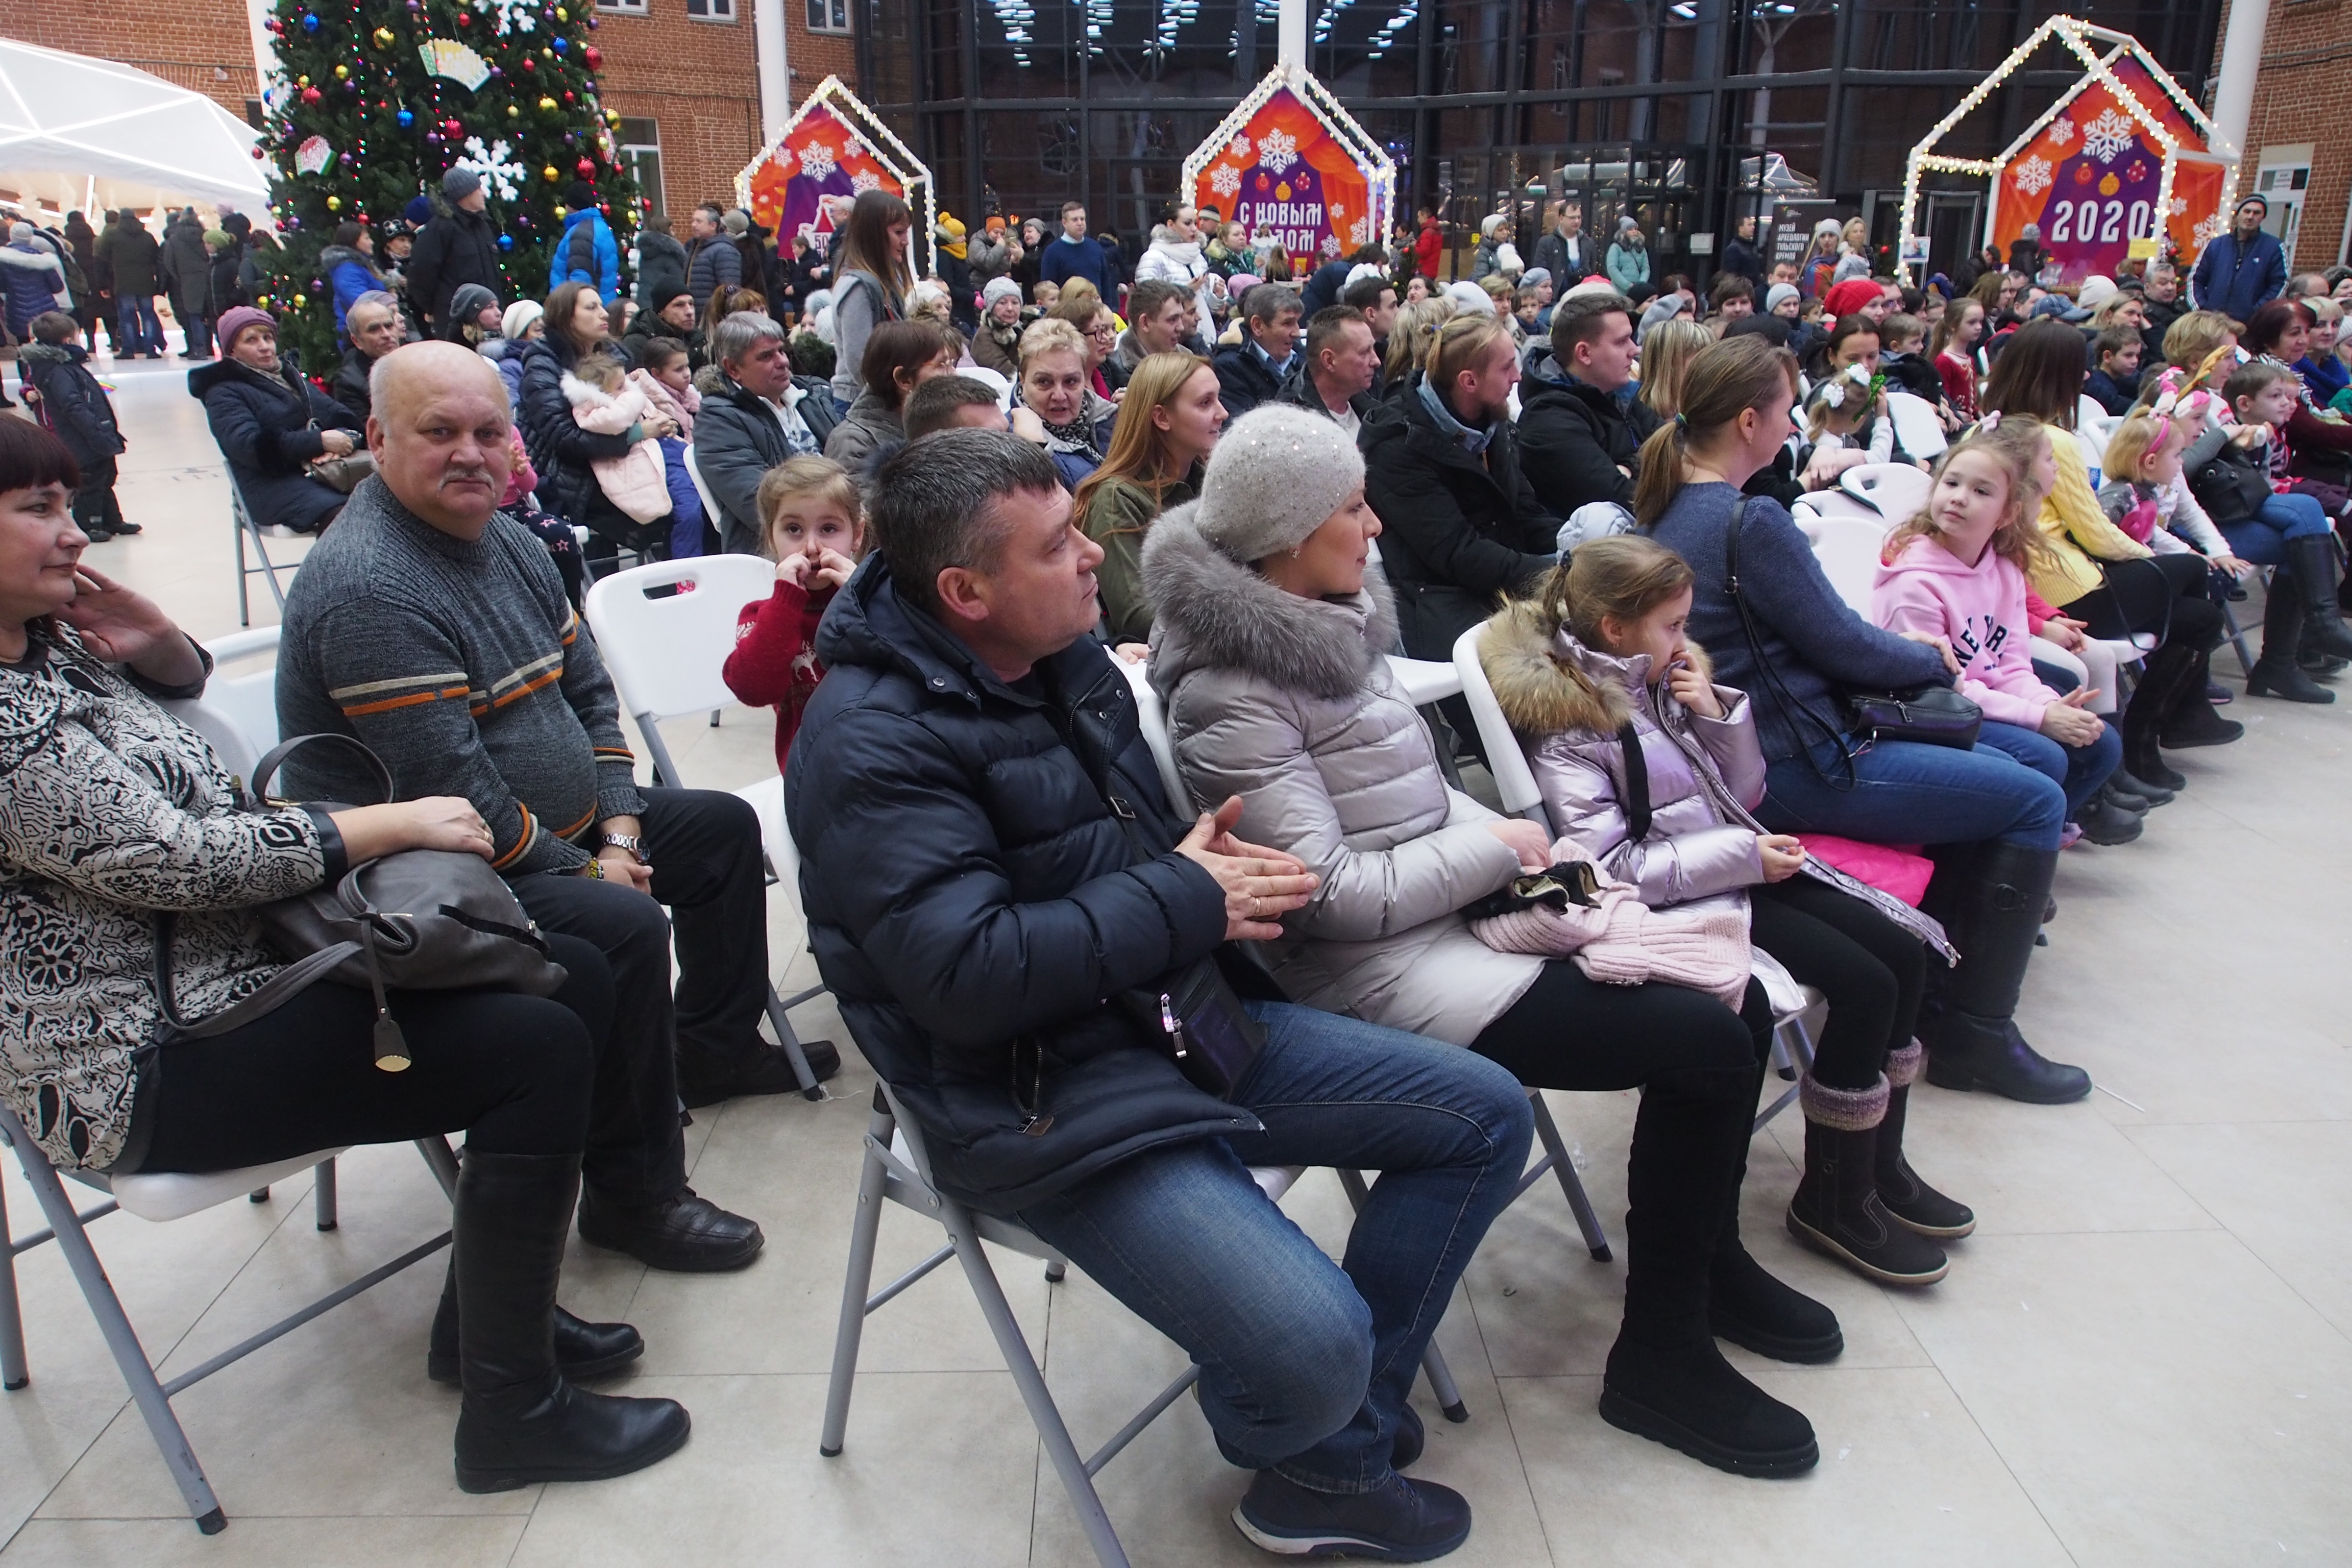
[138,934,610,1175]
[2066,552,2224,651]
[1470,961,1770,1092]
[1748,877,1925,1091]
[71,455,125,536]
[507,787,769,1199]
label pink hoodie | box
[1871,532,2056,729]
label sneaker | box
[1233,1469,1472,1561]
[81,526,115,544]
[2205,679,2232,705]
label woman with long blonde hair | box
[1381,297,1453,395]
[1637,318,1713,420]
[1074,351,1228,642]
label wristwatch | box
[601,832,646,861]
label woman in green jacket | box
[1072,350,1229,644]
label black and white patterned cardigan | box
[0,623,328,1170]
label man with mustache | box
[275,341,779,1285]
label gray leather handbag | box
[151,734,567,1070]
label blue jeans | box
[1758,732,2068,852]
[1017,1003,1532,1495]
[1974,718,2121,819]
[116,293,162,355]
[658,437,704,558]
[2219,492,2332,566]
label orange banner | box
[1189,88,1374,265]
[741,104,902,261]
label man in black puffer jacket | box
[406,168,505,334]
[1516,291,1658,518]
[787,428,1531,1563]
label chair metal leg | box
[1335,1170,1470,1423]
[3,1114,225,1533]
[0,1164,29,1391]
[414,1137,461,1202]
[312,1160,337,1231]
[819,1100,895,1458]
[234,512,252,627]
[761,985,824,1099]
[1754,1018,1816,1134]
[1530,1095,1612,1261]
[2221,596,2260,682]
[939,1193,1132,1568]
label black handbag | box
[2188,439,2272,526]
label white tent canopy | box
[0,40,268,217]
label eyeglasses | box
[1086,323,1116,339]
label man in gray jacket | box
[681,203,743,315]
[694,311,840,552]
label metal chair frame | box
[229,479,298,628]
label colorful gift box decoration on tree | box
[1183,65,1395,266]
[1896,15,2235,287]
[737,76,935,277]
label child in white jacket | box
[560,353,673,528]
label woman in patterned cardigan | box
[0,418,690,1493]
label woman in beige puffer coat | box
[1141,404,1830,1482]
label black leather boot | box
[2120,642,2195,790]
[1919,844,2091,1105]
[1709,1061,1842,1364]
[1874,1047,1975,1238]
[451,1151,692,1493]
[1601,1068,1819,1477]
[2158,641,2244,748]
[428,1259,644,1386]
[2290,534,2352,663]
[2248,567,2333,703]
[1784,1074,1948,1287]
[2107,767,2174,805]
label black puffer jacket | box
[405,204,503,331]
[19,342,124,467]
[1515,352,1659,516]
[515,332,640,539]
[190,357,362,534]
[1357,387,1557,663]
[786,557,1259,1215]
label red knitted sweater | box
[722,579,834,774]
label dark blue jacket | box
[1038,234,1114,295]
[18,342,123,468]
[2190,229,2286,325]
[1646,482,1949,763]
[785,557,1258,1214]
[1210,339,1291,421]
[190,357,363,535]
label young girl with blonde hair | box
[720,455,866,772]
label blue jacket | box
[1645,482,1949,763]
[2190,229,2286,324]
[785,554,1258,1214]
[190,357,364,535]
[0,239,65,335]
[1039,233,1114,295]
[18,341,123,467]
[548,209,622,303]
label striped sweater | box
[275,476,644,875]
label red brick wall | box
[0,2,257,115]
[2221,0,2352,270]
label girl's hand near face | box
[808,547,858,591]
[1664,659,1723,720]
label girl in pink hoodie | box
[1872,423,2136,844]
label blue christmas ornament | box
[550,35,567,52]
[302,12,320,29]
[498,234,514,250]
[397,108,414,127]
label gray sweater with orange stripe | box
[275,476,644,875]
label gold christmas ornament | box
[293,293,308,307]
[506,104,519,117]
[538,95,557,111]
[334,64,349,78]
[373,26,395,45]
[326,195,341,210]
[543,165,560,181]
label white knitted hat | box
[1193,406,1366,563]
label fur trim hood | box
[1479,597,1715,739]
[560,369,638,411]
[1141,500,1398,701]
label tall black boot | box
[2289,534,2352,663]
[1919,843,2091,1104]
[1874,1044,1975,1238]
[1784,1074,1948,1286]
[1708,1059,1843,1364]
[2158,642,2244,748]
[2248,568,2332,702]
[428,1257,646,1386]
[1600,1068,1819,1477]
[2119,641,2195,790]
[451,1151,692,1493]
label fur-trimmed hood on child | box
[559,371,672,525]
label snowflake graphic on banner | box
[1348,217,1370,246]
[472,0,537,36]
[2012,156,2054,197]
[2169,195,2188,216]
[1210,163,1242,200]
[2082,110,2135,165]
[2046,117,2075,149]
[797,140,838,185]
[455,136,526,201]
[1258,129,1297,174]
[1319,233,1341,258]
[2193,212,2223,246]
[1229,135,1251,158]
[850,170,881,194]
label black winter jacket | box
[190,357,362,534]
[101,221,160,298]
[632,229,689,311]
[330,346,379,426]
[1273,365,1378,426]
[405,205,503,330]
[1357,388,1557,663]
[516,333,652,542]
[207,246,246,314]
[693,372,842,554]
[1516,356,1658,517]
[19,342,124,467]
[1211,340,1290,420]
[786,558,1258,1214]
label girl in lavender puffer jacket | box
[1485,535,1966,1290]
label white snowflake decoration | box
[454,136,527,202]
[2046,117,2075,149]
[1257,129,1297,174]
[1209,163,1242,200]
[2012,155,2054,197]
[797,140,839,184]
[2193,212,2223,246]
[1229,135,1251,158]
[1319,233,1341,258]
[1349,217,1369,247]
[771,149,796,177]
[2082,109,2135,165]
[473,0,537,36]
[2168,195,2188,216]
[850,170,881,194]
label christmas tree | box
[253,0,639,371]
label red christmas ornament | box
[575,157,594,177]
[522,56,534,70]
[582,44,601,69]
[301,85,323,104]
[444,118,463,136]
[562,90,574,103]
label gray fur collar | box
[1140,500,1398,700]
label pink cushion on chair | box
[1795,835,1934,906]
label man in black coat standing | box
[1721,214,1765,288]
[406,167,505,335]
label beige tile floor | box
[4,357,2350,1564]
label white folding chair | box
[1801,513,1892,617]
[681,441,723,544]
[1799,486,1895,529]
[1884,390,1947,460]
[583,555,827,1097]
[1839,462,1932,522]
[161,627,284,790]
[1452,624,1826,1139]
[955,363,1013,405]
[228,478,300,627]
[0,1107,462,1534]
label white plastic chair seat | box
[1386,655,1461,705]
[1885,390,1947,459]
[1116,658,1192,818]
[110,1148,349,1223]
[161,627,285,784]
[1840,462,1931,522]
[1803,514,1892,617]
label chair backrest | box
[1384,654,1462,705]
[583,553,777,723]
[682,443,725,534]
[1450,623,1549,822]
[1800,487,1893,529]
[1885,390,1947,459]
[733,773,798,891]
[163,626,284,783]
[1116,656,1192,818]
[1807,514,1891,618]
[1840,462,1932,523]
[955,363,1013,405]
